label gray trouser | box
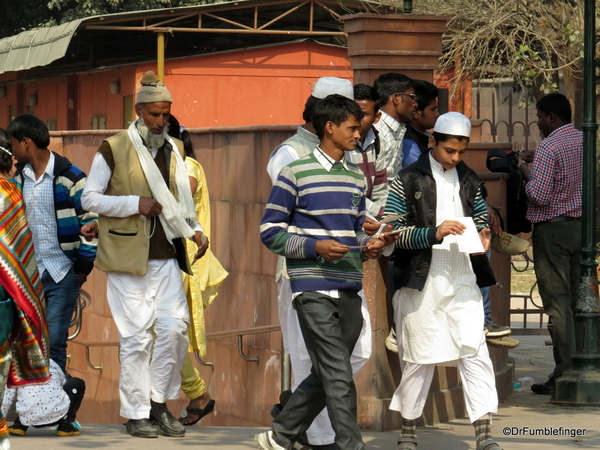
[532,219,581,378]
[272,290,366,450]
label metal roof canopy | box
[0,0,390,77]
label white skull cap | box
[312,77,354,100]
[433,111,471,138]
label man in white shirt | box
[373,72,416,194]
[81,71,208,439]
[384,112,500,450]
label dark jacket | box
[15,152,98,275]
[387,150,494,290]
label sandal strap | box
[477,439,502,450]
[397,436,417,450]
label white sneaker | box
[385,328,398,353]
[254,430,286,450]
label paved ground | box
[8,336,600,449]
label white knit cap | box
[312,77,354,100]
[433,112,471,138]
[136,71,173,104]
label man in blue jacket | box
[8,114,98,373]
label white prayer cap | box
[312,77,354,100]
[433,112,471,138]
[136,71,173,104]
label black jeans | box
[532,220,581,378]
[272,290,365,450]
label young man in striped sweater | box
[257,95,386,450]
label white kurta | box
[2,360,69,426]
[398,154,484,365]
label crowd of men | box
[0,69,582,450]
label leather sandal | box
[179,399,215,426]
[477,439,502,450]
[397,437,417,450]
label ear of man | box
[374,111,382,124]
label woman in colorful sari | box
[0,128,50,449]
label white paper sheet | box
[454,217,485,254]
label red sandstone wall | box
[50,124,513,428]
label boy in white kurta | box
[383,112,501,450]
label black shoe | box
[56,421,80,436]
[8,417,28,436]
[531,374,555,395]
[125,418,158,438]
[150,401,185,437]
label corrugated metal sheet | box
[0,20,83,74]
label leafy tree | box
[0,0,60,38]
[47,1,207,23]
[0,0,228,38]
[373,0,591,103]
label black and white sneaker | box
[484,322,511,338]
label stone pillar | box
[341,13,449,85]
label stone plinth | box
[341,13,449,85]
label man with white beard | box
[81,71,208,439]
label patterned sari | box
[0,179,49,388]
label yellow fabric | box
[182,158,228,355]
[180,353,206,398]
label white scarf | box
[127,121,196,242]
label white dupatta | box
[127,121,196,242]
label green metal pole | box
[552,0,600,406]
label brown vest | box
[95,131,186,275]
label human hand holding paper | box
[454,217,485,254]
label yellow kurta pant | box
[180,158,228,398]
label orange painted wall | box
[0,73,18,128]
[1,41,351,131]
[137,41,352,127]
[78,66,137,130]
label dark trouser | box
[272,290,365,450]
[532,220,581,378]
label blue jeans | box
[42,267,79,372]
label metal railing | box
[71,314,290,390]
[67,289,92,341]
[509,251,548,335]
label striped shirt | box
[260,148,371,293]
[525,123,583,223]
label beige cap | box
[433,112,471,137]
[136,71,173,104]
[312,77,354,100]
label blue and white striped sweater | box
[260,153,371,293]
